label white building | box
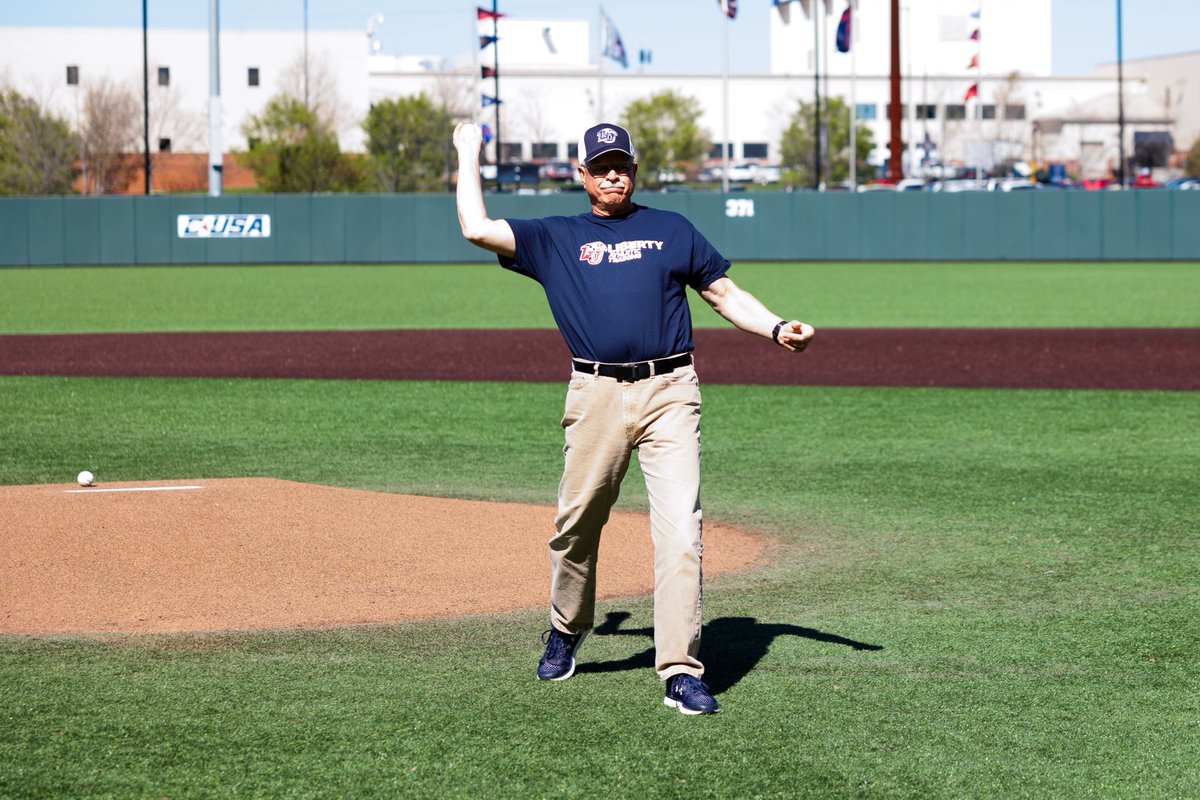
[0,5,1192,186]
[0,26,368,153]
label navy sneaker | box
[663,674,719,715]
[537,627,588,681]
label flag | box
[717,0,737,19]
[970,29,980,41]
[835,5,851,52]
[479,35,497,49]
[477,7,504,21]
[481,94,502,108]
[967,54,978,69]
[773,0,808,21]
[480,124,494,144]
[964,83,978,102]
[482,65,496,78]
[602,11,628,68]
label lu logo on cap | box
[580,122,636,164]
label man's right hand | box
[453,123,483,157]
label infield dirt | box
[0,478,764,635]
[3,327,1197,389]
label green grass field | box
[2,261,1199,332]
[2,262,1198,798]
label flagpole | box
[598,5,606,120]
[492,0,502,188]
[975,1,982,185]
[1116,0,1125,188]
[822,1,830,187]
[722,8,730,194]
[813,2,821,190]
[849,0,857,189]
[472,13,480,127]
[902,4,910,178]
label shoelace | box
[541,629,572,660]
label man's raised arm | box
[452,123,516,258]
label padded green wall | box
[2,191,1198,266]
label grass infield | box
[1,261,1199,333]
[1,260,1198,797]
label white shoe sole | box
[663,696,718,715]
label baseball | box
[77,470,95,487]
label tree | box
[79,77,140,194]
[1187,135,1200,177]
[363,95,453,193]
[779,96,875,187]
[277,51,349,140]
[239,95,363,192]
[0,88,78,195]
[620,91,710,187]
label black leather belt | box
[572,353,693,382]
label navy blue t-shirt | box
[499,204,730,363]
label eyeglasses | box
[584,161,635,178]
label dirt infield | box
[2,327,1196,389]
[0,478,764,635]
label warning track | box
[1,328,1197,390]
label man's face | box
[579,153,637,216]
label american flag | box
[717,0,737,19]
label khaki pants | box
[550,364,704,681]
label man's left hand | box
[777,321,815,352]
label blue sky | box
[3,0,1196,76]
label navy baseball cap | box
[579,123,636,164]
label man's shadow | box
[576,611,883,695]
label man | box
[452,121,814,715]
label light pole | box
[1116,0,1126,187]
[142,0,150,194]
[208,0,222,196]
[303,0,309,109]
[366,12,384,55]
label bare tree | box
[79,77,140,194]
[428,70,474,122]
[277,50,349,137]
[991,71,1028,170]
[150,84,204,152]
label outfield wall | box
[2,190,1199,266]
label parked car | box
[1132,170,1159,188]
[988,177,1039,191]
[538,160,575,181]
[710,162,782,185]
[1164,177,1200,190]
[927,179,986,192]
[893,178,927,191]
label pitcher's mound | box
[0,478,765,635]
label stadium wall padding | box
[2,190,1199,266]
